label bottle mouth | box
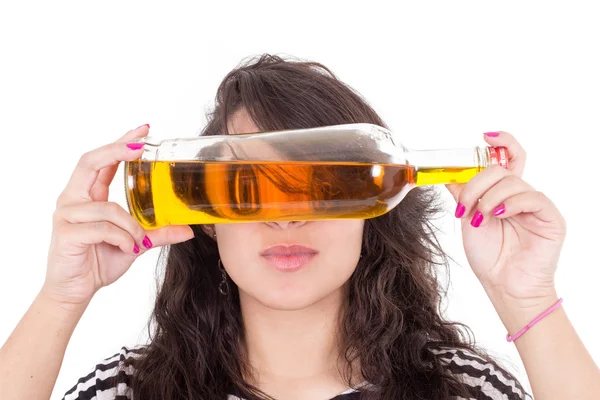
[475,147,488,169]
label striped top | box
[61,345,529,400]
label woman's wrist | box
[485,288,561,337]
[37,286,91,322]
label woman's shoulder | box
[427,344,531,399]
[61,343,530,400]
[61,344,147,400]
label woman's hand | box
[42,124,195,308]
[445,132,566,310]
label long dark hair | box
[121,54,528,399]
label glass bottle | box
[124,123,508,229]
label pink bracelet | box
[506,298,563,342]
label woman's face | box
[204,109,364,311]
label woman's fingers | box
[55,201,149,251]
[95,124,150,191]
[487,191,566,227]
[57,140,145,207]
[455,165,565,232]
[146,225,196,248]
[55,200,196,251]
[454,164,513,218]
[445,182,465,204]
[58,221,141,255]
[461,174,535,227]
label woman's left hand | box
[446,132,566,310]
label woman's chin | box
[245,286,333,311]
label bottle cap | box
[488,147,509,169]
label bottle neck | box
[407,147,497,186]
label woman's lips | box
[260,245,318,271]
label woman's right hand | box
[41,124,195,308]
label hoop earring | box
[218,258,229,296]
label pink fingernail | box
[126,142,144,150]
[455,202,466,218]
[471,210,483,227]
[142,235,153,249]
[484,132,500,137]
[133,244,140,254]
[493,204,506,216]
[135,124,150,130]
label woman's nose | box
[263,220,308,229]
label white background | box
[1,1,599,399]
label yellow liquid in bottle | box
[125,160,415,228]
[414,166,482,186]
[125,160,481,229]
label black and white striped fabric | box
[61,345,527,399]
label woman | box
[1,54,598,400]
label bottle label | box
[489,147,509,169]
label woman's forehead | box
[227,107,260,135]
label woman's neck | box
[239,286,356,393]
